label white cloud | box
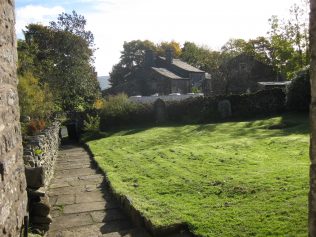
[16,5,65,37]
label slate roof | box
[152,67,188,79]
[159,57,204,73]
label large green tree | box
[21,11,100,112]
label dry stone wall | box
[0,0,28,236]
[23,121,61,234]
[23,121,61,188]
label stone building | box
[0,0,28,236]
[107,49,211,96]
[210,54,279,95]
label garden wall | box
[0,1,28,236]
[23,121,61,234]
[23,121,61,188]
[129,93,204,104]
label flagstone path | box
[47,144,151,237]
[47,144,192,237]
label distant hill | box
[97,76,110,90]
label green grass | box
[88,114,309,237]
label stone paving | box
[47,144,151,237]
[47,144,192,237]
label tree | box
[49,10,94,47]
[157,41,182,58]
[181,42,223,74]
[21,11,100,112]
[109,40,156,86]
[267,1,309,79]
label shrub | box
[100,94,154,130]
[83,114,100,132]
[18,72,56,120]
[99,89,285,129]
[27,119,46,135]
[286,69,310,112]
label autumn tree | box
[157,41,182,58]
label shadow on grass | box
[83,112,309,144]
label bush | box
[18,72,56,120]
[228,89,286,118]
[27,119,46,135]
[83,114,100,132]
[99,89,286,129]
[286,69,310,112]
[100,94,154,130]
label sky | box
[15,0,305,76]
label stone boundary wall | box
[23,121,61,234]
[23,121,61,189]
[128,93,204,104]
[0,0,28,236]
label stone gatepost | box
[310,0,316,236]
[0,0,28,236]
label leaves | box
[20,11,101,112]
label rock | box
[28,187,46,197]
[25,166,45,188]
[31,196,51,217]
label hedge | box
[99,89,286,130]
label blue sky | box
[15,0,306,76]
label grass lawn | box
[87,114,309,237]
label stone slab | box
[54,167,97,178]
[90,209,127,223]
[75,191,106,203]
[49,186,85,196]
[56,194,75,205]
[63,201,117,214]
[49,213,93,231]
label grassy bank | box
[88,114,309,237]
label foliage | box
[88,114,309,237]
[286,69,310,112]
[157,41,182,58]
[100,93,154,129]
[99,89,285,127]
[20,11,100,113]
[27,119,46,135]
[93,98,105,110]
[83,114,100,132]
[49,10,95,47]
[181,42,223,74]
[267,1,309,79]
[109,40,156,87]
[18,72,55,120]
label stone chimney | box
[144,49,155,67]
[166,48,173,64]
